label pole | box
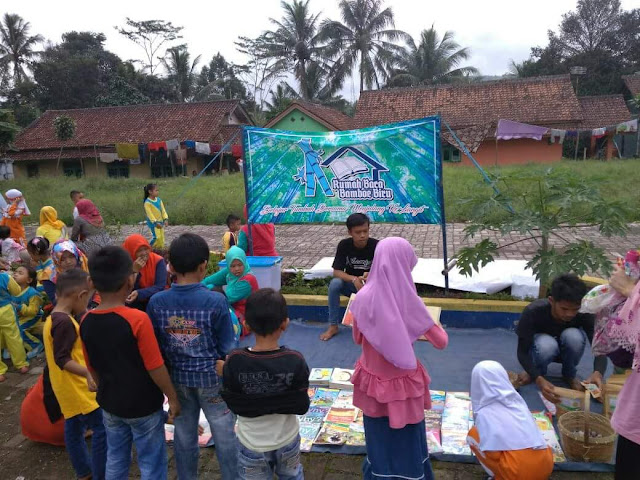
[437,116,450,292]
[240,127,254,256]
[574,131,579,161]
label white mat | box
[304,257,538,299]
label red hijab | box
[242,205,278,256]
[76,199,104,228]
[122,234,163,289]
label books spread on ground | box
[330,368,355,390]
[532,412,566,463]
[314,422,351,445]
[341,295,443,342]
[440,392,472,456]
[309,368,333,386]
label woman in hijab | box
[467,361,553,480]
[70,199,111,256]
[46,239,89,305]
[237,205,278,257]
[349,237,448,480]
[122,234,167,310]
[1,189,30,245]
[36,206,67,246]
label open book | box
[341,294,442,341]
[328,156,368,180]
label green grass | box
[11,158,640,225]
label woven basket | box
[558,411,616,462]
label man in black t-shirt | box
[321,213,378,341]
[516,274,607,403]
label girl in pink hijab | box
[350,237,448,480]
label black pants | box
[616,435,640,480]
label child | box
[0,225,30,266]
[80,246,180,480]
[350,237,448,480]
[143,183,169,248]
[322,213,379,341]
[48,240,89,305]
[36,206,68,246]
[70,190,84,220]
[0,270,29,382]
[147,233,237,480]
[202,245,259,337]
[12,265,44,358]
[1,189,30,245]
[220,288,310,480]
[467,361,553,480]
[222,214,241,253]
[42,269,106,480]
[27,237,53,294]
[122,234,167,310]
[237,205,278,257]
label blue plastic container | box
[218,256,283,291]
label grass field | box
[8,159,640,225]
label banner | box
[243,117,443,224]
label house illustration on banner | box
[321,146,389,181]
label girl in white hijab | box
[1,189,30,245]
[467,361,553,480]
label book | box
[346,422,366,446]
[333,390,355,408]
[300,405,330,425]
[430,390,446,411]
[532,412,566,462]
[307,387,317,400]
[426,428,443,454]
[328,156,369,180]
[325,407,358,424]
[309,368,333,386]
[424,409,442,430]
[329,368,355,390]
[312,388,340,407]
[300,423,321,452]
[314,422,350,445]
[441,429,471,455]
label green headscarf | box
[225,246,252,287]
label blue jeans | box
[64,408,107,479]
[532,328,587,379]
[328,277,358,325]
[102,409,167,480]
[237,435,303,480]
[174,384,238,480]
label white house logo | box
[293,139,394,201]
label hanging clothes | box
[165,139,180,151]
[148,141,167,152]
[137,143,149,164]
[176,147,188,166]
[592,128,606,138]
[99,153,118,163]
[183,140,196,149]
[495,120,549,141]
[617,119,638,134]
[115,143,140,159]
[195,142,211,155]
[549,129,566,144]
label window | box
[442,145,461,163]
[106,161,130,178]
[27,164,39,178]
[63,160,83,178]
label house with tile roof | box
[355,75,633,165]
[264,100,353,132]
[579,95,634,158]
[10,100,252,179]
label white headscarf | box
[471,361,547,452]
[4,189,30,216]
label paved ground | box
[27,222,640,270]
[9,223,625,478]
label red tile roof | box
[578,95,632,129]
[265,100,354,131]
[14,101,250,153]
[354,75,585,130]
[623,75,640,96]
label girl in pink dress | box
[350,237,448,479]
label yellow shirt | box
[36,224,67,246]
[0,275,21,327]
[144,197,168,224]
[43,313,99,419]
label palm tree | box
[161,44,201,102]
[259,0,328,100]
[0,13,43,84]
[387,27,478,87]
[264,82,298,121]
[320,0,409,93]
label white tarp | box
[304,257,539,299]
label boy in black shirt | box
[220,288,309,479]
[321,213,378,341]
[516,274,607,403]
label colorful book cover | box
[346,422,366,446]
[426,429,443,454]
[314,422,350,445]
[329,368,355,390]
[424,409,443,429]
[312,388,340,406]
[430,390,446,411]
[300,423,321,452]
[341,294,357,326]
[354,409,364,425]
[307,387,317,400]
[309,368,333,386]
[532,411,566,462]
[441,429,471,456]
[300,406,330,424]
[325,407,357,424]
[445,392,471,406]
[333,390,354,408]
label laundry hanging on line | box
[115,143,140,159]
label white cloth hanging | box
[195,142,211,155]
[166,139,180,150]
[99,153,119,163]
[549,129,566,144]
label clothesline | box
[96,139,243,164]
[496,118,638,143]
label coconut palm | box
[319,0,409,93]
[387,26,478,87]
[259,0,329,100]
[161,44,201,102]
[0,13,43,84]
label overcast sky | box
[9,0,639,101]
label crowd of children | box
[1,184,638,480]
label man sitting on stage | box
[516,273,607,402]
[320,213,378,341]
